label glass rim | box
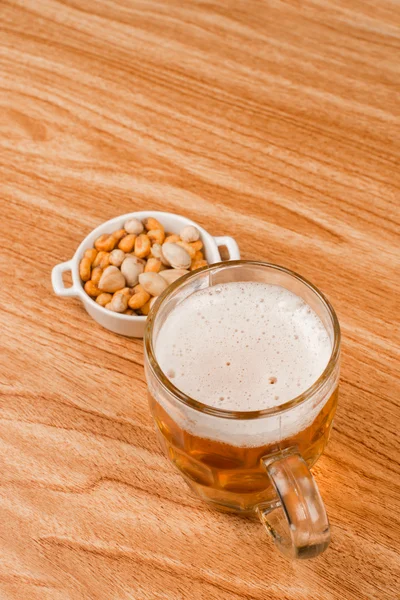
[144,260,341,420]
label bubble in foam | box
[155,282,331,413]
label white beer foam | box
[156,282,331,411]
[151,282,335,447]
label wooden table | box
[1,1,399,598]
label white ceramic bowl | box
[51,211,240,337]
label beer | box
[147,281,338,513]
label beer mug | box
[144,261,340,559]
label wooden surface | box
[1,0,399,598]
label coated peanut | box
[134,234,151,258]
[139,299,152,315]
[144,258,162,273]
[180,225,200,243]
[144,217,164,232]
[164,234,180,244]
[79,257,92,282]
[91,266,103,286]
[118,234,136,253]
[176,240,196,259]
[84,248,98,264]
[147,229,165,245]
[93,251,110,269]
[94,234,117,252]
[194,250,204,261]
[112,228,127,241]
[128,284,151,309]
[84,280,101,297]
[190,240,203,252]
[190,259,208,271]
[96,292,113,306]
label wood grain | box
[1,0,399,598]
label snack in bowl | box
[79,217,208,315]
[51,210,240,337]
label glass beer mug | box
[144,261,340,559]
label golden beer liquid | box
[148,387,338,513]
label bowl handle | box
[51,260,80,297]
[214,236,240,260]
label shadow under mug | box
[144,261,341,559]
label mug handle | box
[256,448,330,559]
[214,236,241,260]
[51,260,80,297]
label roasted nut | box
[93,251,110,269]
[84,248,98,264]
[128,284,151,309]
[91,266,102,286]
[109,290,129,313]
[119,287,132,297]
[82,216,210,312]
[180,225,200,243]
[121,257,143,286]
[98,266,126,293]
[159,269,189,284]
[109,249,126,267]
[144,258,162,273]
[140,299,152,315]
[151,243,169,265]
[94,234,117,252]
[126,254,146,265]
[150,243,162,259]
[144,217,164,232]
[134,234,151,258]
[84,280,101,297]
[139,272,168,297]
[190,259,208,271]
[100,254,110,269]
[161,243,191,269]
[92,252,103,268]
[164,234,180,244]
[112,228,127,241]
[147,229,165,245]
[124,218,144,235]
[190,240,203,252]
[96,292,113,306]
[176,240,196,259]
[79,257,92,282]
[194,250,204,261]
[118,234,136,253]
